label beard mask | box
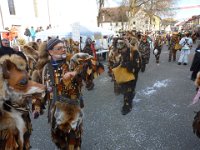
[53,54,67,60]
[117,41,126,50]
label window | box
[133,21,135,25]
[8,0,16,15]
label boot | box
[121,100,132,115]
[79,96,84,108]
[86,81,94,91]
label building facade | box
[98,7,129,33]
[0,0,65,37]
[128,9,161,32]
[98,7,161,33]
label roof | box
[175,21,186,26]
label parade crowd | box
[0,24,200,149]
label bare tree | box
[96,0,105,27]
[144,0,176,30]
[122,0,177,30]
[124,0,176,16]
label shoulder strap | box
[47,62,58,122]
[47,62,58,104]
[183,38,189,46]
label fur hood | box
[130,37,139,51]
[31,42,49,82]
[27,41,39,51]
[0,54,27,99]
[0,54,27,71]
[35,41,50,70]
[22,45,39,60]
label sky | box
[174,0,200,21]
[60,0,200,26]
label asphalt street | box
[30,43,200,150]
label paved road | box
[30,44,200,150]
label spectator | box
[190,44,200,81]
[1,38,10,47]
[24,27,31,42]
[30,26,36,42]
[36,39,42,46]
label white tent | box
[82,24,114,36]
[36,24,114,41]
[36,25,72,40]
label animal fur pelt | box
[32,41,49,82]
[0,54,45,150]
[22,45,39,78]
[35,41,49,70]
[51,101,83,150]
[27,42,39,51]
[30,42,49,119]
[22,45,38,61]
[69,52,93,70]
[0,54,27,99]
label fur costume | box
[31,37,104,149]
[31,41,49,82]
[168,34,179,62]
[112,39,141,115]
[27,42,39,51]
[43,52,104,149]
[0,54,45,150]
[22,45,39,79]
[22,45,38,61]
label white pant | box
[178,49,190,63]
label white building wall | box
[100,21,129,33]
[0,0,49,29]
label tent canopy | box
[36,24,114,41]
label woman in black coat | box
[190,44,200,81]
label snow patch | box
[133,97,142,103]
[99,77,110,83]
[139,79,171,96]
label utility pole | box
[0,3,5,29]
[47,0,51,25]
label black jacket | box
[190,50,200,72]
[0,46,16,57]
